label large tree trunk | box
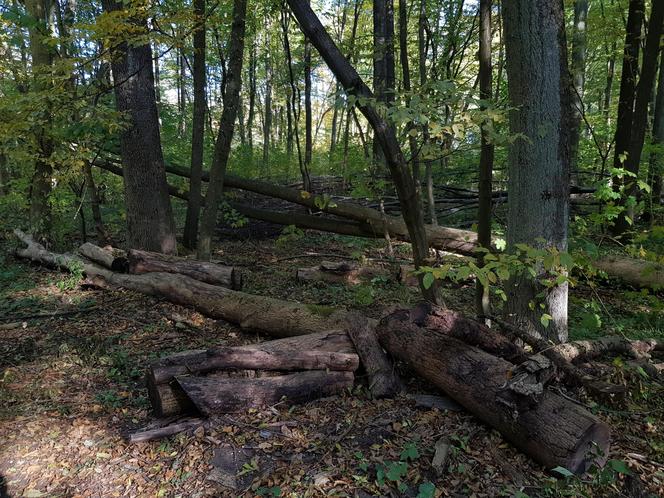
[101,0,177,254]
[502,0,571,343]
[613,1,664,235]
[649,48,664,211]
[377,309,610,475]
[197,0,247,260]
[183,0,207,249]
[475,0,494,321]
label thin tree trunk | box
[101,0,177,254]
[197,0,247,260]
[247,44,256,153]
[613,1,664,235]
[83,161,108,244]
[475,0,494,322]
[569,0,588,184]
[502,0,571,343]
[648,49,664,212]
[262,28,272,172]
[25,0,54,236]
[183,0,207,249]
[303,12,313,191]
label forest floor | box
[0,230,663,498]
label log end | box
[566,421,611,475]
[111,257,130,273]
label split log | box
[148,330,356,417]
[594,256,664,290]
[176,370,354,415]
[14,230,348,338]
[344,312,402,398]
[296,261,398,285]
[377,310,610,474]
[127,248,242,289]
[78,243,125,270]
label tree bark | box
[176,370,354,416]
[183,0,207,249]
[502,0,571,343]
[197,0,247,260]
[287,0,441,303]
[25,0,54,236]
[377,309,610,475]
[83,162,108,244]
[101,0,177,254]
[649,48,664,210]
[303,6,313,191]
[594,255,664,290]
[78,242,120,269]
[475,0,494,321]
[344,312,401,398]
[296,261,399,285]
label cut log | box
[595,256,664,290]
[147,330,356,417]
[175,370,354,415]
[78,243,126,270]
[150,347,358,385]
[296,261,398,285]
[14,230,348,338]
[377,310,610,474]
[344,312,402,398]
[126,248,243,289]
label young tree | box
[502,0,571,343]
[101,0,177,254]
[475,0,494,321]
[183,0,207,249]
[197,0,247,260]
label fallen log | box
[78,243,125,270]
[344,312,402,398]
[296,261,398,285]
[14,230,347,338]
[147,330,356,417]
[377,309,610,474]
[127,248,243,289]
[594,256,664,290]
[176,370,354,415]
[552,336,663,363]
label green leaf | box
[416,482,436,498]
[422,272,434,289]
[540,313,552,328]
[608,459,632,475]
[386,461,408,482]
[551,466,574,478]
[400,442,419,461]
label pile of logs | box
[13,232,664,475]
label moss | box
[305,304,337,317]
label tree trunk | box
[649,48,664,211]
[502,0,571,343]
[287,0,441,304]
[569,0,588,182]
[475,0,494,321]
[126,248,242,289]
[296,261,399,285]
[303,9,313,191]
[613,1,664,235]
[247,44,256,152]
[594,255,664,290]
[262,28,272,171]
[377,310,610,475]
[197,0,247,261]
[83,162,108,244]
[101,0,177,254]
[25,0,54,236]
[183,0,207,249]
[610,0,644,226]
[78,242,120,269]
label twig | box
[1,306,98,322]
